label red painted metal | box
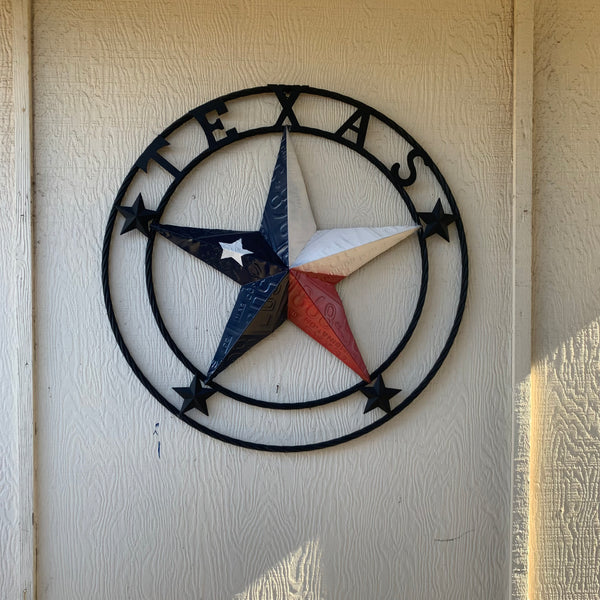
[288,269,370,382]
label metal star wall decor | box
[153,130,418,383]
[103,85,468,451]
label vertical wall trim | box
[13,0,35,598]
[511,0,533,598]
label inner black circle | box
[144,129,428,409]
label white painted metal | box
[292,226,419,275]
[286,129,317,264]
[219,239,253,267]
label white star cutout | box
[219,238,253,266]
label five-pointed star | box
[153,129,420,383]
[219,238,253,266]
[417,198,456,242]
[361,374,401,414]
[117,193,159,236]
[173,374,216,416]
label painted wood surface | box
[12,0,36,596]
[0,2,20,599]
[531,0,600,597]
[511,1,533,598]
[32,1,513,598]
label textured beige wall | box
[31,0,513,598]
[1,0,596,597]
[531,0,600,598]
[0,1,20,599]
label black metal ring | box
[102,85,468,451]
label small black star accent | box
[173,375,216,416]
[361,375,401,414]
[418,198,456,242]
[117,194,159,236]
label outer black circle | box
[102,85,468,451]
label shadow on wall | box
[531,317,600,597]
[233,540,323,600]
